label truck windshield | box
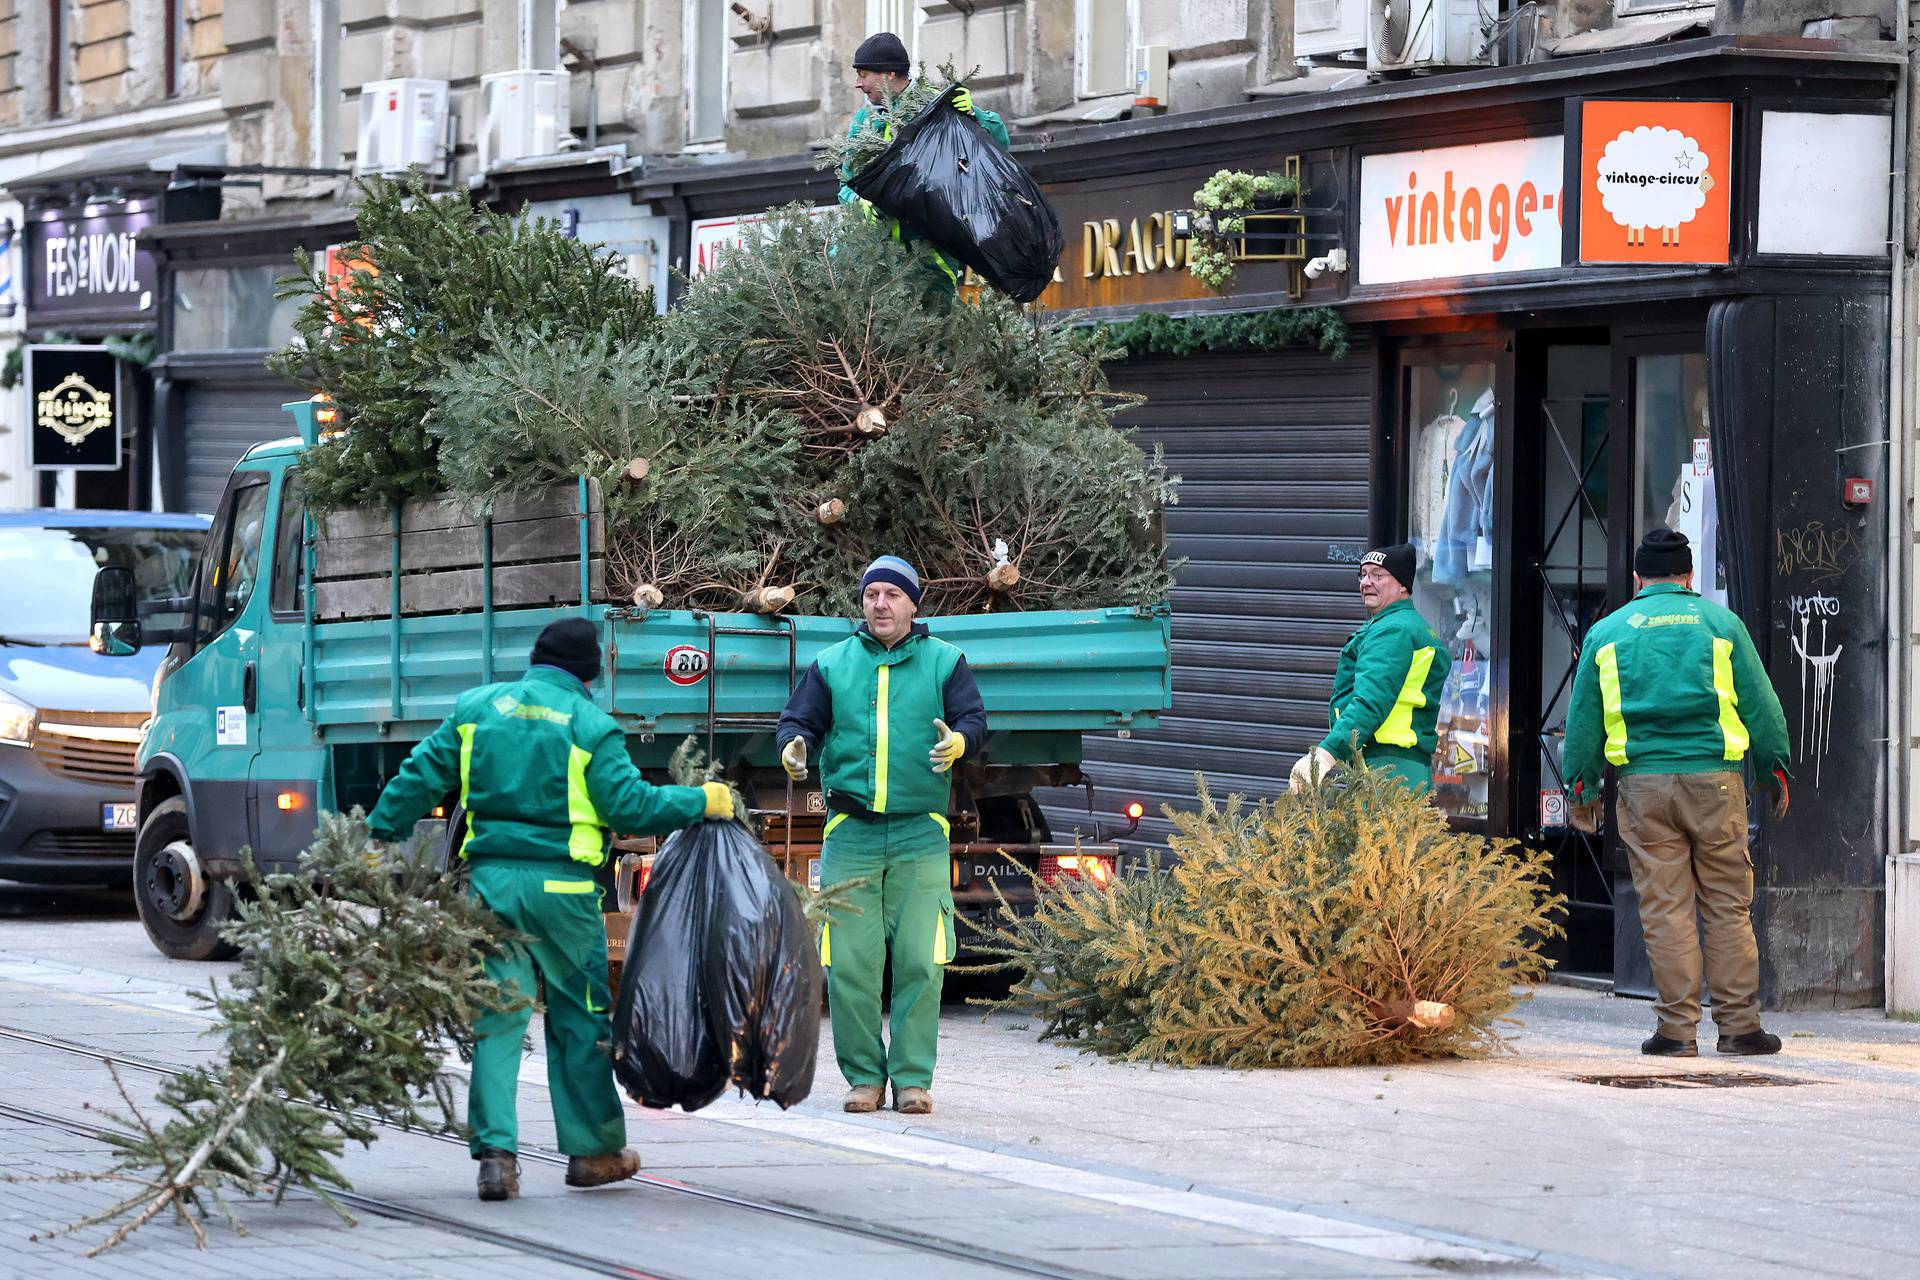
[0,526,202,645]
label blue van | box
[0,509,208,888]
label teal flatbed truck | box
[88,400,1173,962]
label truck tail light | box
[1038,853,1114,887]
[276,791,303,812]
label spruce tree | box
[15,812,525,1254]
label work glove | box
[952,85,974,116]
[1769,768,1790,821]
[1568,802,1603,834]
[857,199,881,224]
[702,782,736,822]
[780,736,809,781]
[929,718,966,773]
[1288,747,1339,791]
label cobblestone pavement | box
[2,913,1916,1278]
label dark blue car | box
[0,509,208,887]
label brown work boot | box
[476,1147,519,1201]
[894,1085,933,1115]
[842,1084,885,1113]
[565,1147,640,1188]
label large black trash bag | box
[610,818,820,1112]
[849,85,1064,303]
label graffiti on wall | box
[1787,606,1844,788]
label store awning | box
[4,132,225,198]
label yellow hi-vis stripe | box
[1375,647,1437,748]
[565,744,606,866]
[873,665,891,813]
[1711,636,1751,761]
[1596,643,1629,766]
[932,909,953,966]
[456,724,476,860]
[819,923,832,967]
[929,813,951,841]
[543,879,596,894]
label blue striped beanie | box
[861,555,922,605]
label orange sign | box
[1578,101,1732,265]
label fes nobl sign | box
[26,203,157,320]
[28,345,122,472]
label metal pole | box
[389,503,402,720]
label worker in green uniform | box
[368,617,734,1202]
[840,31,1012,299]
[1292,543,1451,793]
[1564,529,1791,1059]
[775,555,988,1116]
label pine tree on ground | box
[10,811,525,1255]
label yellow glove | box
[929,718,965,773]
[857,199,881,224]
[952,85,974,116]
[1288,747,1339,791]
[781,736,809,781]
[702,782,735,821]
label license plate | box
[959,855,1026,887]
[101,803,138,832]
[807,858,821,893]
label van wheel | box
[134,798,240,962]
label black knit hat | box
[1362,542,1417,593]
[530,617,601,685]
[853,31,911,74]
[1635,528,1693,579]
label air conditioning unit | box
[1296,0,1368,59]
[1368,0,1492,73]
[479,70,573,171]
[355,78,449,176]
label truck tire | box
[134,797,240,962]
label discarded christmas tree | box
[273,179,1174,615]
[15,811,525,1254]
[981,770,1565,1067]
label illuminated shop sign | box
[1358,137,1564,286]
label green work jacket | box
[1321,599,1451,772]
[1563,584,1790,799]
[776,623,987,820]
[367,665,706,866]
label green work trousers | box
[1357,748,1432,793]
[818,812,956,1091]
[467,860,625,1159]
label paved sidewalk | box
[4,917,1917,1278]
[0,937,1569,1280]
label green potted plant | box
[1186,168,1301,291]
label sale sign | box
[1578,100,1732,265]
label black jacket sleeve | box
[942,657,988,762]
[776,661,833,752]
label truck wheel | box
[134,798,240,962]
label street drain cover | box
[1574,1071,1808,1089]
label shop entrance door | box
[1513,341,1616,976]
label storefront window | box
[1633,354,1723,604]
[172,265,302,351]
[1406,361,1497,821]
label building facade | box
[1,0,1913,1009]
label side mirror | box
[90,567,142,655]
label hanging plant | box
[1186,169,1301,293]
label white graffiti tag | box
[1787,593,1841,619]
[1790,615,1843,787]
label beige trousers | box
[1617,772,1762,1040]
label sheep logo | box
[1597,126,1717,248]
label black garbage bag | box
[610,818,820,1112]
[848,85,1064,303]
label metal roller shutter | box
[178,379,296,516]
[1042,338,1377,854]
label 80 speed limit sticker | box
[663,645,710,686]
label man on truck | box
[368,617,734,1202]
[840,31,1010,300]
[1291,543,1451,793]
[1563,529,1790,1059]
[776,555,987,1116]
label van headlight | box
[0,690,35,748]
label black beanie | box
[1362,542,1417,593]
[530,617,601,685]
[853,31,911,74]
[1635,528,1693,579]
